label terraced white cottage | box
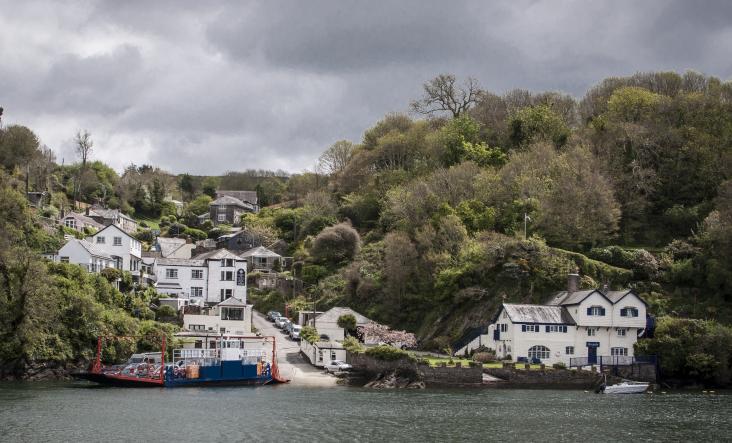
[463,273,648,366]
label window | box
[331,350,337,361]
[64,219,76,229]
[221,259,234,267]
[165,268,178,279]
[565,346,574,355]
[318,349,324,362]
[587,306,606,316]
[221,307,243,321]
[611,347,628,356]
[218,213,226,222]
[194,340,203,349]
[500,324,508,332]
[587,328,597,337]
[190,324,205,331]
[620,307,639,317]
[616,328,627,337]
[113,237,122,246]
[546,325,568,333]
[220,289,232,301]
[527,345,550,360]
[191,269,203,279]
[191,287,203,297]
[521,324,540,332]
[96,236,105,244]
[221,271,233,281]
[60,256,69,263]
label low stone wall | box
[348,353,483,387]
[485,366,607,389]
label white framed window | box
[60,256,69,263]
[221,271,233,281]
[220,259,234,267]
[546,325,568,333]
[587,306,606,316]
[611,347,628,356]
[500,324,508,332]
[190,287,203,297]
[190,324,205,331]
[565,346,574,355]
[191,269,203,279]
[218,213,226,222]
[620,307,639,317]
[587,328,597,337]
[220,289,232,300]
[521,324,539,332]
[616,328,627,337]
[64,219,76,229]
[113,237,122,246]
[527,345,550,360]
[166,268,178,279]
[96,236,105,244]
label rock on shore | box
[363,370,425,389]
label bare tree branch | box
[410,74,481,118]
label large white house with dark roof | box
[56,238,116,272]
[153,248,248,305]
[460,272,648,366]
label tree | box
[310,222,361,266]
[318,140,355,175]
[179,173,195,200]
[201,176,218,198]
[337,314,357,336]
[411,74,480,118]
[73,130,94,205]
[508,105,569,149]
[0,125,40,172]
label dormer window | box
[587,306,606,316]
[620,307,639,317]
[221,259,234,267]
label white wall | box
[153,256,247,305]
[57,240,115,273]
[183,305,252,335]
[89,225,141,272]
[205,258,247,304]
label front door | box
[588,346,597,365]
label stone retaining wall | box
[348,353,483,387]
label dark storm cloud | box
[0,0,730,174]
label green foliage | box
[300,325,319,344]
[310,222,361,266]
[509,105,570,149]
[337,314,357,334]
[364,344,412,361]
[636,317,732,386]
[342,336,364,353]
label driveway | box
[252,311,337,387]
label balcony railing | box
[569,355,657,368]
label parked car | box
[289,325,302,340]
[268,311,282,322]
[274,316,288,328]
[282,319,292,332]
[324,360,352,373]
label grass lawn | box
[135,215,161,230]
[422,357,549,370]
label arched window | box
[528,345,550,360]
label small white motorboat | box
[597,375,649,394]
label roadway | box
[252,310,337,387]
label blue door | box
[588,346,597,365]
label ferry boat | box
[74,335,288,387]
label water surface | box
[0,382,729,442]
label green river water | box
[0,382,730,442]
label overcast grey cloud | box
[1,0,731,175]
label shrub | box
[473,352,496,363]
[342,336,364,353]
[184,227,207,241]
[552,362,567,370]
[365,345,411,361]
[310,222,361,265]
[300,325,319,344]
[156,305,178,321]
[337,314,357,335]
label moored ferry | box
[74,335,288,387]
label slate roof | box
[545,289,602,306]
[217,297,248,307]
[64,212,104,229]
[315,307,371,325]
[157,237,186,256]
[211,195,254,210]
[155,257,206,267]
[239,246,281,258]
[89,208,135,222]
[500,304,576,325]
[605,290,647,306]
[71,239,113,259]
[193,248,244,261]
[216,190,258,205]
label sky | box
[1,0,731,175]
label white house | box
[300,340,346,368]
[481,273,647,366]
[312,307,372,341]
[87,224,142,273]
[182,297,252,335]
[153,249,247,305]
[239,246,282,271]
[56,238,116,273]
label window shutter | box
[535,327,540,333]
[587,307,592,315]
[600,307,606,316]
[522,325,526,332]
[545,325,550,332]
